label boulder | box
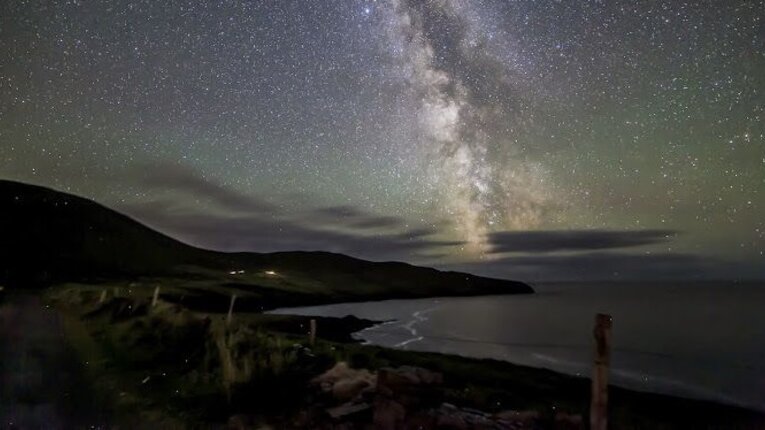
[372,398,406,430]
[312,362,377,402]
[326,402,372,419]
[332,377,374,402]
[554,411,584,430]
[227,414,253,430]
[494,409,540,427]
[432,403,498,430]
[376,366,443,407]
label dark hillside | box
[0,180,532,297]
[0,180,213,285]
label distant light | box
[265,270,278,276]
[229,270,245,275]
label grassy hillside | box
[0,180,211,285]
[0,180,532,303]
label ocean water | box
[271,282,765,410]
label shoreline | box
[18,284,765,428]
[270,294,765,413]
[265,308,765,427]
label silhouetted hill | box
[0,180,211,284]
[0,180,532,298]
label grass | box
[42,282,765,429]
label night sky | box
[1,0,763,281]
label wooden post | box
[227,294,237,325]
[309,318,317,346]
[152,286,160,307]
[99,289,107,304]
[591,313,613,430]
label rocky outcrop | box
[306,362,583,430]
[313,361,377,403]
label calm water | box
[271,282,765,410]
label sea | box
[270,281,765,411]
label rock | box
[313,361,354,384]
[404,412,438,430]
[227,414,253,430]
[554,411,584,430]
[435,411,468,429]
[376,366,443,408]
[228,415,275,430]
[312,362,377,402]
[332,377,374,402]
[372,398,406,430]
[326,402,372,419]
[303,363,559,430]
[494,409,540,426]
[431,403,498,430]
[413,366,444,385]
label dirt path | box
[0,293,110,429]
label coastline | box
[30,284,765,428]
[271,291,765,412]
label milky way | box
[1,0,763,280]
[380,0,558,252]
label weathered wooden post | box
[99,289,107,304]
[152,286,160,307]
[591,313,613,430]
[227,294,237,325]
[309,318,317,346]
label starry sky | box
[1,0,764,281]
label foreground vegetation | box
[42,282,765,429]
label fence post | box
[309,318,317,346]
[591,313,612,430]
[152,286,160,307]
[227,294,237,326]
[99,289,107,304]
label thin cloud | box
[448,252,735,282]
[121,199,462,262]
[133,162,277,215]
[487,229,677,254]
[312,205,407,230]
